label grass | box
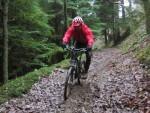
[93,38,105,50]
[0,59,69,104]
[118,23,146,52]
[136,45,150,65]
[118,22,150,65]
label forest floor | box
[0,48,149,113]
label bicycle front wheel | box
[64,67,75,100]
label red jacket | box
[63,23,94,47]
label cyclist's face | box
[74,25,81,31]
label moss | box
[136,45,150,64]
[118,23,147,52]
[0,59,69,104]
[93,38,105,50]
[118,22,150,66]
[56,59,69,69]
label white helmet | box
[72,16,84,26]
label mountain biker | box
[62,16,95,75]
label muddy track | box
[0,48,149,113]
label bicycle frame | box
[69,48,86,69]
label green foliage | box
[95,0,116,29]
[76,1,91,16]
[85,17,102,36]
[39,0,64,34]
[3,0,66,80]
[56,59,70,69]
[119,22,146,52]
[8,36,64,78]
[124,4,145,33]
[9,0,54,37]
[67,0,78,10]
[137,45,150,64]
[93,38,105,50]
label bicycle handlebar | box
[66,46,87,52]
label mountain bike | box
[64,46,87,100]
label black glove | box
[62,43,69,51]
[66,44,69,49]
[86,46,92,51]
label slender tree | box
[104,29,108,45]
[2,0,9,83]
[0,0,2,82]
[64,0,67,32]
[121,0,125,19]
[128,0,132,9]
[142,0,150,34]
[0,3,1,22]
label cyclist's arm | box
[83,25,94,48]
[63,26,73,44]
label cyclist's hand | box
[66,44,69,49]
[86,46,92,51]
[63,44,69,51]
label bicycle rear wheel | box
[77,60,85,82]
[80,60,86,73]
[64,67,75,100]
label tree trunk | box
[104,29,108,45]
[112,1,116,45]
[0,0,2,82]
[64,0,67,33]
[128,0,132,9]
[0,0,2,25]
[2,0,9,83]
[142,0,150,34]
[121,0,125,19]
[54,15,59,33]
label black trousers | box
[75,42,92,72]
